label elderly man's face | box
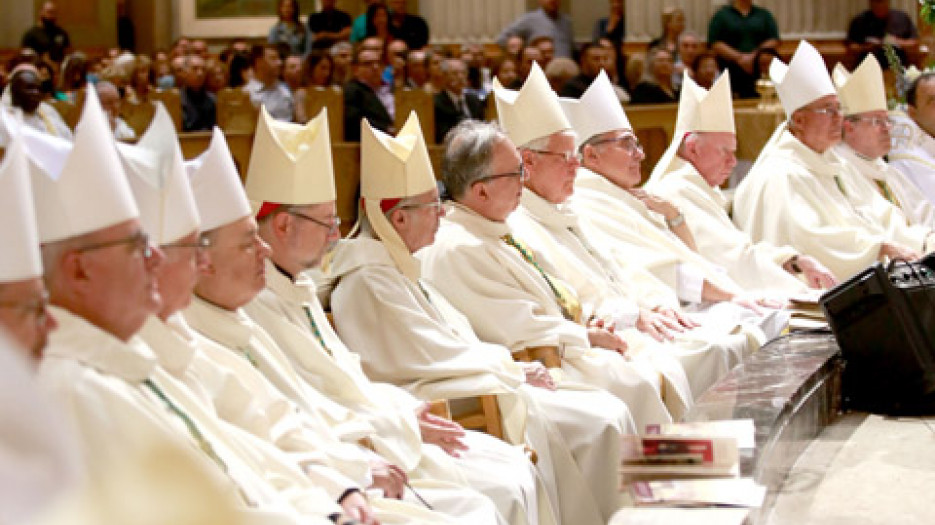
[524,132,579,204]
[69,219,164,340]
[154,230,206,319]
[844,110,892,159]
[479,138,526,221]
[198,217,271,310]
[689,132,737,187]
[11,71,44,114]
[792,94,844,153]
[582,130,644,188]
[97,85,122,127]
[443,60,467,94]
[0,279,57,360]
[391,188,445,253]
[280,202,341,271]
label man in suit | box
[343,46,393,141]
[434,58,484,143]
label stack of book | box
[612,420,765,525]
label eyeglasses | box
[75,230,153,259]
[397,199,444,212]
[161,236,212,252]
[528,149,580,164]
[0,291,51,325]
[289,211,342,234]
[801,105,843,118]
[849,115,893,128]
[474,163,528,185]
[589,135,643,154]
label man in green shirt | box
[708,0,779,98]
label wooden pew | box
[395,88,435,144]
[304,86,344,140]
[120,99,157,137]
[216,87,259,134]
[149,89,182,131]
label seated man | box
[647,71,837,293]
[0,64,72,146]
[557,73,787,339]
[344,45,394,141]
[733,41,921,281]
[501,67,755,401]
[325,113,635,525]
[434,58,484,143]
[243,43,294,122]
[183,111,509,525]
[31,86,339,524]
[180,54,216,132]
[242,108,542,525]
[121,109,454,525]
[872,75,935,228]
[421,73,678,433]
[0,135,76,523]
[0,136,57,361]
[832,56,935,239]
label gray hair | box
[329,41,352,56]
[519,130,576,152]
[442,120,509,199]
[439,57,465,74]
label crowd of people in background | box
[0,0,921,143]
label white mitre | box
[770,40,836,117]
[493,61,571,147]
[184,127,251,232]
[245,106,336,215]
[118,103,200,245]
[649,71,735,182]
[832,55,887,116]
[559,70,631,148]
[359,111,436,282]
[27,84,139,243]
[0,137,42,282]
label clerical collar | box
[273,261,295,282]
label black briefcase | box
[819,260,935,415]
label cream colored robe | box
[37,306,337,525]
[646,160,807,294]
[0,333,81,525]
[569,167,786,341]
[183,297,507,525]
[733,129,918,280]
[421,202,676,432]
[511,189,752,399]
[888,112,935,213]
[326,235,636,524]
[245,262,545,525]
[835,143,935,246]
[139,313,462,525]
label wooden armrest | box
[427,399,451,420]
[514,346,562,369]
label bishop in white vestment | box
[646,71,835,294]
[733,41,921,281]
